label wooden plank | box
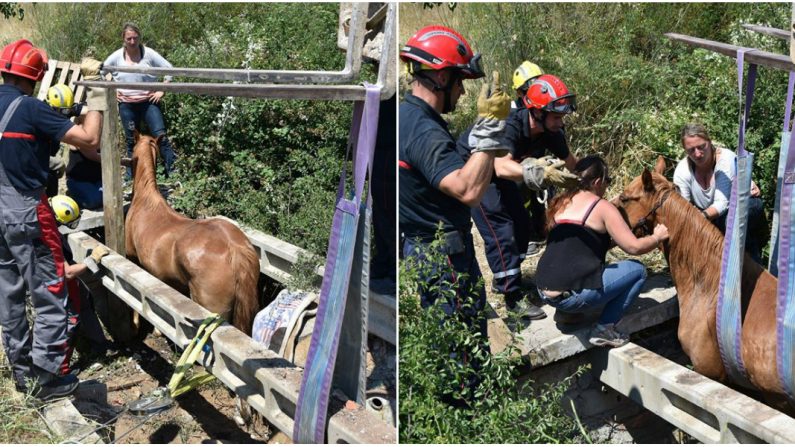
[56,65,70,85]
[741,23,789,40]
[665,33,795,72]
[74,80,376,100]
[37,60,58,100]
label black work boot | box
[506,292,546,320]
[31,366,79,401]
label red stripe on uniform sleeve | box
[1,132,36,141]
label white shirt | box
[673,147,736,216]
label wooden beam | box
[74,80,375,101]
[741,23,789,41]
[665,33,795,72]
[101,65,357,84]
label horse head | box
[612,156,675,237]
[131,131,164,178]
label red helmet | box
[400,25,484,79]
[523,74,576,114]
[0,39,48,82]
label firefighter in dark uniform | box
[0,39,106,399]
[456,74,579,319]
[399,24,512,370]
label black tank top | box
[535,198,612,291]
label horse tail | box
[231,243,260,336]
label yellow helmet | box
[50,195,81,228]
[47,84,74,109]
[512,61,544,92]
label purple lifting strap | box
[293,84,381,443]
[770,73,795,276]
[716,48,756,387]
[778,70,795,400]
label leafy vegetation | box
[399,233,583,443]
[4,3,373,256]
[401,3,790,263]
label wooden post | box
[98,88,133,342]
[100,90,124,255]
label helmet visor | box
[457,53,484,79]
[545,93,577,114]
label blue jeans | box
[540,260,647,325]
[66,178,103,210]
[119,101,177,179]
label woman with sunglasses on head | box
[535,155,669,348]
[673,123,766,263]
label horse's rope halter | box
[630,188,674,236]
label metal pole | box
[665,33,795,72]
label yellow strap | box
[167,314,224,398]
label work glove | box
[89,245,110,263]
[81,57,109,112]
[85,88,108,112]
[49,155,66,178]
[80,57,102,81]
[468,70,512,157]
[521,156,580,190]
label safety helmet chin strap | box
[413,68,459,114]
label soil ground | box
[1,329,394,444]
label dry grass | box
[0,5,41,45]
[0,345,60,444]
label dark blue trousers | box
[471,180,531,295]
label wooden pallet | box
[36,59,87,103]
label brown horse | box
[125,132,260,335]
[614,157,784,403]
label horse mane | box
[658,189,726,296]
[132,137,172,213]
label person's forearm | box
[493,156,523,182]
[458,151,496,205]
[439,151,495,206]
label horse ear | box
[641,168,656,192]
[654,156,666,175]
[133,130,140,143]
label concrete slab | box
[489,274,678,367]
[40,398,102,443]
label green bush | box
[26,3,368,256]
[399,232,582,443]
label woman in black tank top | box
[535,155,669,348]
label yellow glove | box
[469,71,512,156]
[476,70,510,121]
[543,159,580,189]
[89,245,110,263]
[80,57,102,81]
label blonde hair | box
[680,123,712,147]
[122,22,141,39]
